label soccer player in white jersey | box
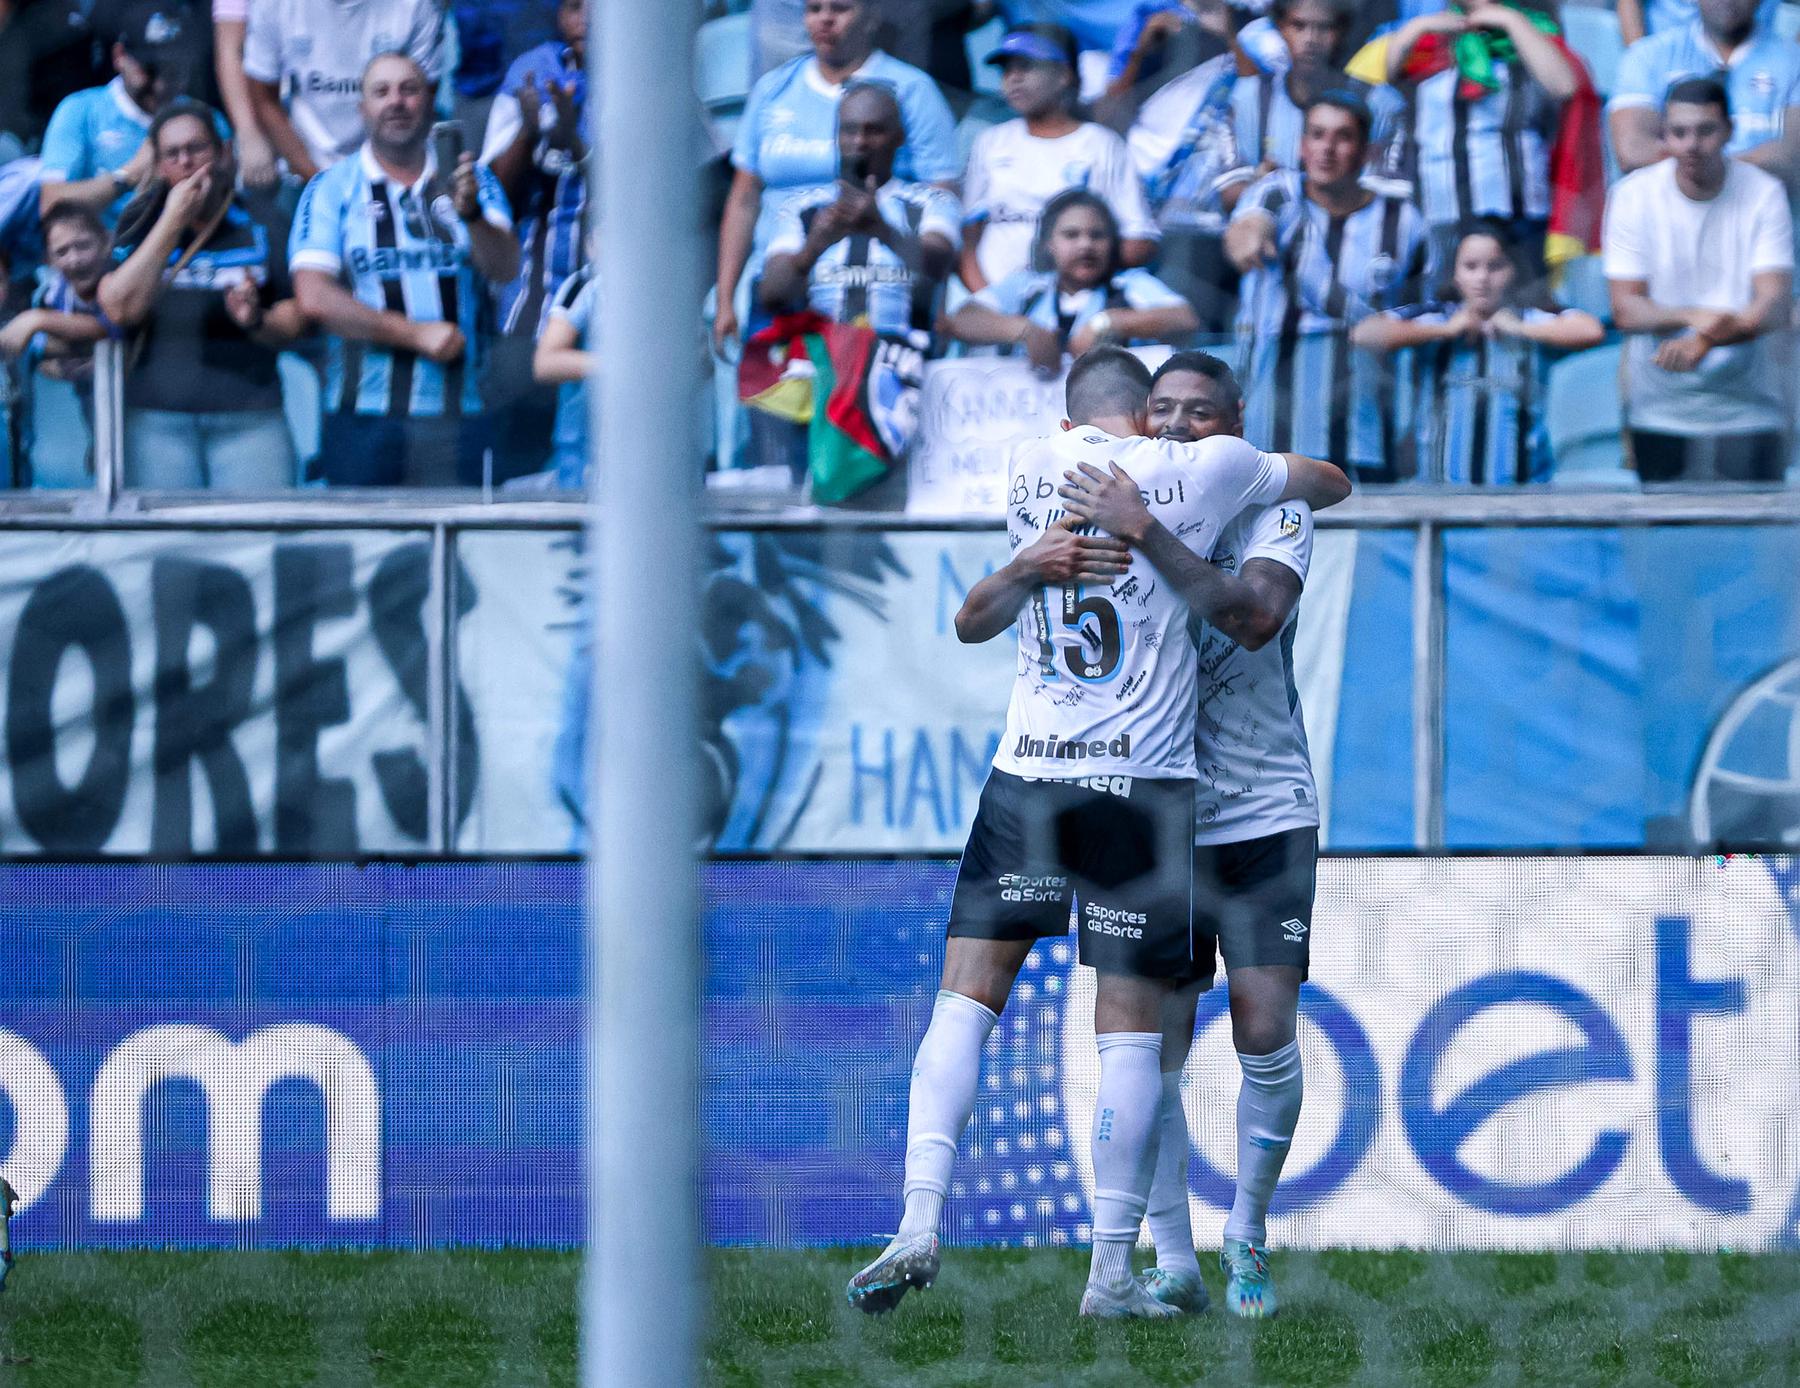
[1058,350,1328,1320]
[846,347,1350,1319]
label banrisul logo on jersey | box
[1063,856,1800,1250]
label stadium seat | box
[1555,255,1612,323]
[967,16,1007,97]
[697,13,753,114]
[1560,5,1623,98]
[1544,341,1631,483]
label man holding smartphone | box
[290,52,520,486]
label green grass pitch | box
[0,1247,1795,1385]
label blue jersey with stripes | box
[1232,170,1432,474]
[767,180,961,336]
[1230,74,1400,175]
[480,40,588,338]
[1399,306,1558,485]
[969,267,1190,356]
[290,144,513,419]
[1400,59,1560,228]
[1611,22,1800,158]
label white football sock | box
[1145,1067,1200,1276]
[1223,1039,1303,1246]
[1087,1031,1162,1291]
[896,989,999,1240]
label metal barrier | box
[4,348,1795,854]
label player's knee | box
[1231,1011,1297,1057]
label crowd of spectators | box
[0,0,1797,493]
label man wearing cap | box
[39,1,209,224]
[960,22,1158,291]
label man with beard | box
[1056,350,1325,1319]
[290,52,519,486]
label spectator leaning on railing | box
[0,204,118,387]
[39,1,210,226]
[244,0,443,181]
[1226,91,1432,482]
[948,187,1198,369]
[100,99,307,489]
[290,52,520,487]
[1352,218,1602,483]
[1609,0,1800,184]
[1604,77,1793,485]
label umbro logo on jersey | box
[1280,918,1308,942]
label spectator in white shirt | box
[244,0,444,180]
[1605,77,1793,483]
[960,23,1159,291]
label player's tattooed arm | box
[1058,463,1298,651]
[953,518,1131,644]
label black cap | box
[116,1,202,64]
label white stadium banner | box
[1064,856,1800,1250]
[906,353,1171,518]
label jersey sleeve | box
[764,194,810,259]
[1239,500,1314,583]
[1229,170,1290,226]
[1191,434,1290,514]
[1600,174,1649,280]
[1607,35,1659,112]
[474,162,513,230]
[1751,175,1795,273]
[407,0,447,81]
[242,1,282,84]
[918,185,963,248]
[554,273,599,337]
[288,171,346,275]
[896,71,960,183]
[480,87,526,164]
[1114,267,1187,310]
[961,126,994,224]
[38,96,90,182]
[213,0,249,20]
[971,270,1029,314]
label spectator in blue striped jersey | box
[1383,0,1579,275]
[1228,0,1367,178]
[532,262,596,490]
[1351,218,1602,483]
[480,0,588,480]
[947,187,1198,367]
[1225,91,1432,481]
[290,52,520,487]
[1609,0,1800,182]
[0,204,117,382]
[759,83,961,338]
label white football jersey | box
[1192,500,1320,842]
[993,427,1290,781]
[244,0,444,172]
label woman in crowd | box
[99,100,305,489]
[1352,218,1601,483]
[960,23,1157,291]
[1382,0,1578,273]
[712,0,958,356]
[948,187,1198,368]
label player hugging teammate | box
[848,347,1349,1320]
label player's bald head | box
[1064,346,1152,426]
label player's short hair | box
[1304,88,1373,142]
[1065,346,1153,423]
[1664,75,1731,120]
[40,201,108,245]
[1149,350,1242,409]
